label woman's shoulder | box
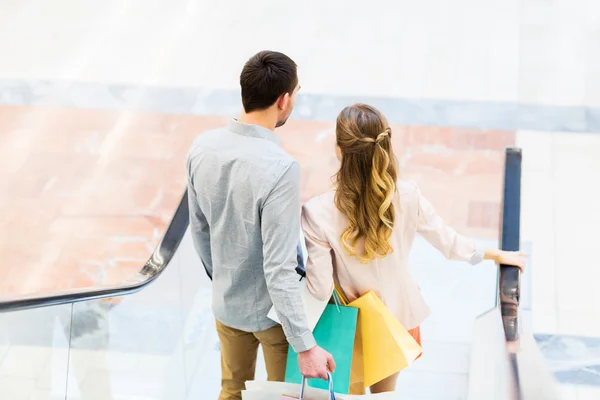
[396,180,420,200]
[302,191,338,233]
[304,191,336,213]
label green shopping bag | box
[284,303,358,394]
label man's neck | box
[238,110,277,131]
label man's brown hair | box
[240,51,298,113]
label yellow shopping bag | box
[335,284,422,388]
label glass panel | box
[467,307,514,400]
[0,305,72,399]
[65,237,202,400]
[171,232,219,398]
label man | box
[186,50,335,400]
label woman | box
[301,104,526,394]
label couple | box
[186,50,526,400]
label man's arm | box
[261,161,315,353]
[187,185,213,279]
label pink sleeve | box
[415,183,484,265]
[301,202,335,301]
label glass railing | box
[0,250,215,399]
[0,190,189,312]
[468,148,560,400]
[0,192,208,399]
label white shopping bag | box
[243,374,336,400]
[267,279,332,331]
[243,374,397,399]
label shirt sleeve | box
[187,186,214,278]
[261,161,316,353]
[301,202,335,301]
[415,183,484,265]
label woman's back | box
[302,180,425,329]
[302,104,484,329]
[302,178,483,329]
[303,180,422,272]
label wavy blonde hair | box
[334,104,398,263]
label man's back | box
[193,51,330,399]
[186,119,296,332]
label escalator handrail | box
[468,147,560,399]
[0,189,190,312]
[499,147,522,341]
[500,148,560,398]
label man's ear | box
[277,92,290,110]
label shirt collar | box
[228,119,280,145]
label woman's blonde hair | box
[334,104,398,263]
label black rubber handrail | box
[0,189,190,312]
[499,148,522,341]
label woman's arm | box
[415,183,526,270]
[301,202,335,301]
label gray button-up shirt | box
[186,119,316,352]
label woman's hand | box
[485,249,528,271]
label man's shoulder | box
[266,146,297,168]
[186,126,297,181]
[256,146,297,185]
[187,127,227,157]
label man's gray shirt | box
[186,119,315,352]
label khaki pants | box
[216,320,289,400]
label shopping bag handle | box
[333,283,349,305]
[300,372,335,399]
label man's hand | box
[297,346,336,381]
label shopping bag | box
[244,372,397,399]
[267,279,332,331]
[285,303,358,394]
[347,290,422,387]
[243,373,336,399]
[332,285,364,394]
